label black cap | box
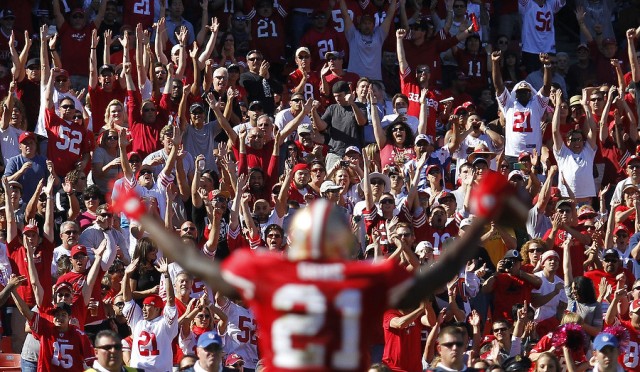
[189,102,205,113]
[99,64,115,75]
[53,302,73,316]
[0,9,15,19]
[502,355,532,372]
[227,63,240,72]
[26,58,40,69]
[332,81,350,94]
[503,249,523,261]
[248,101,263,111]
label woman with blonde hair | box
[101,99,126,133]
[363,143,381,173]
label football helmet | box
[287,199,356,261]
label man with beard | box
[122,257,178,371]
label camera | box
[501,259,514,272]
[340,160,350,167]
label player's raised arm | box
[395,171,525,309]
[114,192,236,296]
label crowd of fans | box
[0,0,638,371]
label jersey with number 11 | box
[221,249,414,372]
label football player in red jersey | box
[116,171,520,371]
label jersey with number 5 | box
[221,300,259,369]
[497,86,548,157]
[221,249,414,372]
[519,0,565,53]
[44,108,93,177]
[124,300,179,372]
[30,313,94,372]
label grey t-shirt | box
[527,206,552,239]
[322,103,365,157]
[345,26,386,81]
[183,121,221,172]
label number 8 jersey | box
[221,249,414,372]
[497,82,549,157]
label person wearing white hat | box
[287,47,321,102]
[531,250,567,335]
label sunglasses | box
[139,169,153,176]
[397,232,412,237]
[380,199,395,204]
[370,179,385,185]
[60,104,74,110]
[629,165,640,170]
[196,313,211,319]
[86,195,100,201]
[493,327,508,333]
[182,226,196,232]
[590,97,603,102]
[392,127,405,132]
[114,301,125,308]
[557,208,572,214]
[73,115,83,120]
[529,248,545,253]
[297,55,310,59]
[417,68,430,74]
[95,344,123,351]
[291,98,303,102]
[428,169,441,175]
[441,341,464,348]
[247,57,262,62]
[106,135,118,140]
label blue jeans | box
[21,358,37,372]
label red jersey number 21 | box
[512,111,532,133]
[272,284,362,370]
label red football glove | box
[469,170,513,219]
[112,187,147,221]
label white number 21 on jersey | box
[272,284,361,369]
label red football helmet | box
[287,200,355,261]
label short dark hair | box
[438,325,465,342]
[95,330,121,345]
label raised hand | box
[491,50,501,62]
[125,258,140,275]
[396,28,407,39]
[155,257,169,274]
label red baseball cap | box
[70,245,88,257]
[18,132,36,144]
[23,224,39,235]
[142,294,164,308]
[225,353,244,366]
[631,299,640,313]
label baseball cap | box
[594,332,619,351]
[98,64,115,75]
[325,50,344,59]
[626,155,640,167]
[227,63,240,72]
[298,123,313,134]
[631,299,640,313]
[70,245,88,257]
[603,248,621,259]
[415,241,434,255]
[320,180,342,193]
[197,331,222,349]
[508,170,525,180]
[614,225,630,236]
[58,69,70,78]
[23,223,38,235]
[53,302,73,316]
[503,249,523,261]
[462,101,476,110]
[208,189,231,201]
[18,131,36,144]
[426,164,441,174]
[555,199,573,209]
[414,134,432,146]
[576,205,597,220]
[332,81,350,94]
[623,183,638,194]
[438,191,454,202]
[515,81,531,91]
[26,58,40,69]
[295,47,311,57]
[577,43,589,51]
[127,151,141,161]
[540,250,560,265]
[518,151,531,161]
[502,355,532,372]
[189,102,205,113]
[569,95,582,106]
[345,146,361,154]
[0,9,15,19]
[291,92,304,101]
[55,281,73,294]
[225,353,244,367]
[8,180,22,190]
[142,294,164,308]
[248,101,263,111]
[411,17,434,29]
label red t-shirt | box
[299,27,348,72]
[454,49,489,97]
[59,22,96,77]
[615,320,640,371]
[127,90,166,158]
[542,228,591,277]
[45,108,94,177]
[221,249,414,372]
[88,83,127,134]
[614,205,636,233]
[7,236,54,307]
[382,309,423,372]
[402,35,460,89]
[530,333,587,371]
[584,268,635,303]
[249,15,286,65]
[30,312,95,372]
[414,223,460,252]
[324,71,360,105]
[16,78,40,132]
[57,268,108,328]
[400,67,439,137]
[491,273,534,321]
[287,69,322,102]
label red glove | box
[469,170,513,219]
[112,187,147,221]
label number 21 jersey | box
[221,249,414,372]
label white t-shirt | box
[274,108,311,142]
[124,300,179,372]
[554,143,597,198]
[519,0,565,53]
[219,300,259,369]
[453,134,501,179]
[532,272,567,321]
[498,83,549,157]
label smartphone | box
[198,159,205,171]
